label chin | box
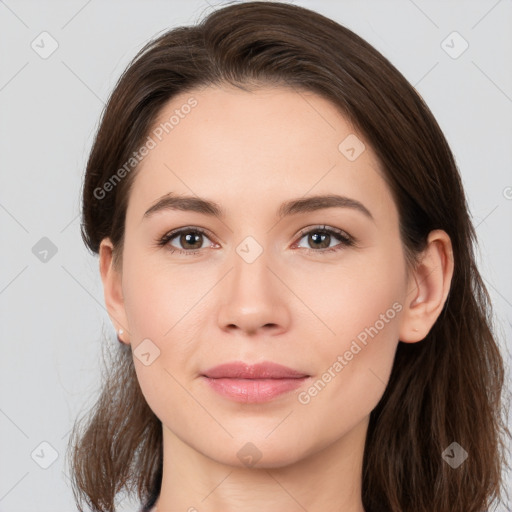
[206,436,309,470]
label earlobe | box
[399,230,454,343]
[99,238,130,343]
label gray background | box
[0,0,511,511]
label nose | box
[217,248,291,337]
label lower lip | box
[202,376,309,403]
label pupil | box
[311,232,329,248]
[183,232,201,249]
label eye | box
[157,227,215,255]
[293,225,355,255]
[156,225,355,257]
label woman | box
[67,2,510,511]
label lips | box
[201,361,311,403]
[202,361,309,379]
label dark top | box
[139,492,158,512]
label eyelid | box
[294,224,353,242]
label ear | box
[399,229,454,343]
[99,237,130,344]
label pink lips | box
[201,361,310,403]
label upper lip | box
[202,361,309,379]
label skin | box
[99,84,454,512]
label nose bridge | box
[232,239,271,298]
[230,237,275,309]
[217,233,290,334]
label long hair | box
[67,2,511,511]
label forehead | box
[126,85,396,225]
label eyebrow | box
[143,192,374,222]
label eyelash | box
[156,225,355,257]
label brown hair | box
[67,2,511,511]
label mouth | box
[201,361,311,403]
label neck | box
[153,416,369,512]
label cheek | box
[296,244,405,414]
[122,256,207,418]
[294,242,405,350]
[121,250,212,389]
[121,248,205,339]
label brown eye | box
[158,228,214,255]
[176,231,204,250]
[295,226,354,254]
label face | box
[110,84,413,467]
